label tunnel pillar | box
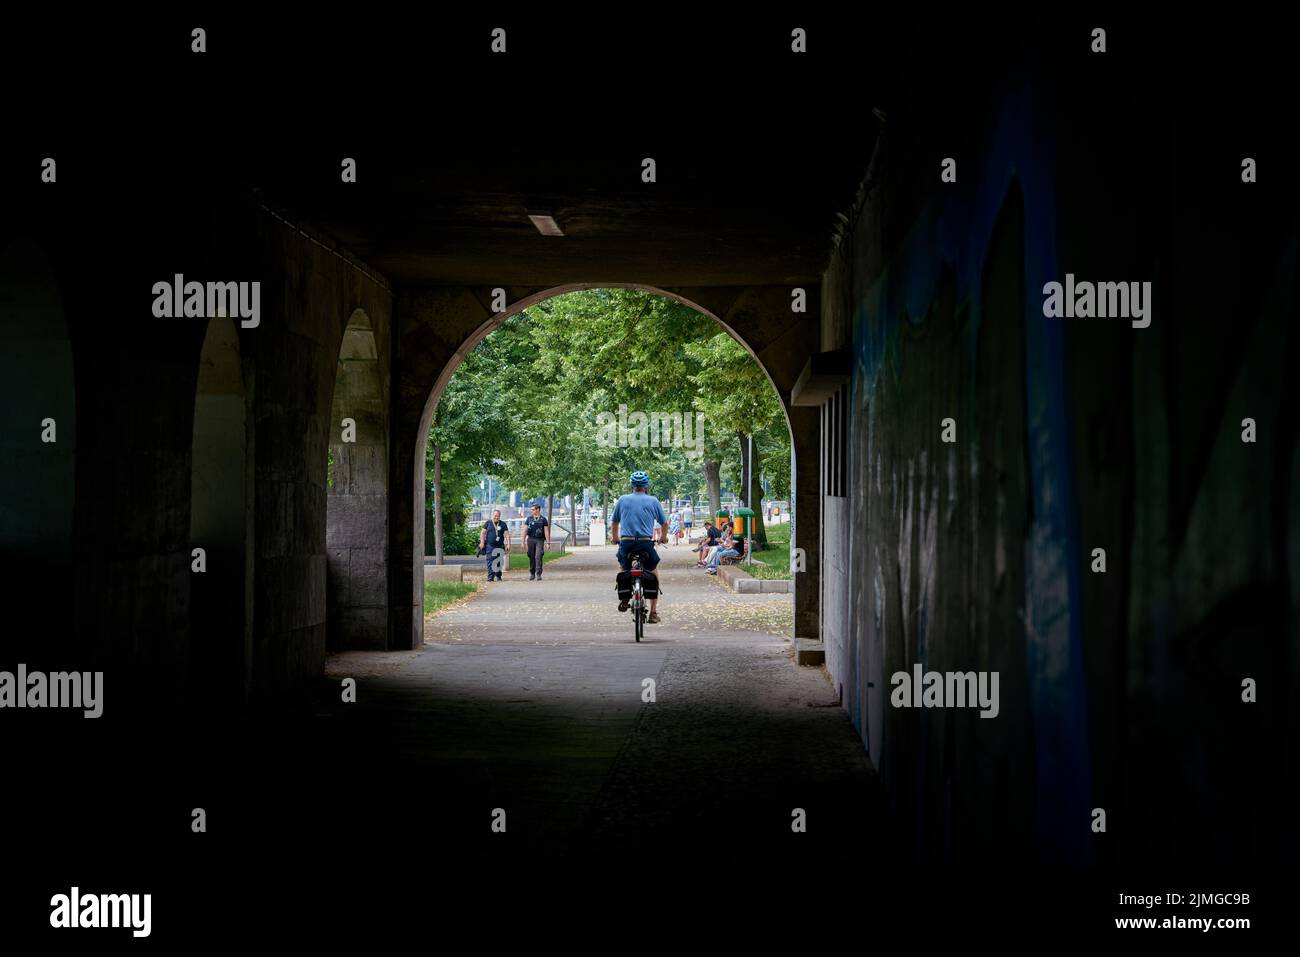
[326,310,390,651]
[390,286,508,650]
[246,210,393,693]
[789,405,822,644]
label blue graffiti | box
[849,83,1094,863]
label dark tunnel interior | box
[1,12,1295,943]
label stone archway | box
[401,283,810,647]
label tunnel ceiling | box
[218,19,1023,291]
[251,136,879,288]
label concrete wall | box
[2,186,394,705]
[0,240,76,674]
[190,316,251,707]
[326,309,390,651]
[250,210,392,692]
[824,79,1298,871]
[0,240,75,564]
[822,496,851,705]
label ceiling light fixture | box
[527,211,564,237]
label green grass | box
[423,580,477,616]
[507,550,570,570]
[746,556,791,580]
[747,521,792,579]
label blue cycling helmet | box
[630,470,650,488]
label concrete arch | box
[190,316,252,706]
[406,283,811,647]
[327,308,390,650]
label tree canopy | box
[426,288,792,551]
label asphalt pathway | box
[306,543,878,865]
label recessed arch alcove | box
[326,308,389,650]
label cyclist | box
[610,470,668,623]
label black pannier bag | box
[616,569,660,600]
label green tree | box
[686,333,784,547]
[426,313,531,559]
[429,288,788,551]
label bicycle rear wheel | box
[633,591,643,642]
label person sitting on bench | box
[700,521,731,570]
[706,525,743,574]
[693,521,722,564]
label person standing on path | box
[479,509,510,581]
[524,502,550,580]
[669,509,682,546]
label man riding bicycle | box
[611,470,668,623]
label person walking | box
[524,502,550,580]
[669,509,682,546]
[479,509,510,581]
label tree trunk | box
[746,432,767,549]
[546,494,554,547]
[433,440,445,565]
[704,459,721,519]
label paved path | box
[303,545,878,863]
[432,542,797,641]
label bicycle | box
[629,554,648,642]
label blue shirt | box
[611,493,667,537]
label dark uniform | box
[483,519,508,580]
[524,513,549,578]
